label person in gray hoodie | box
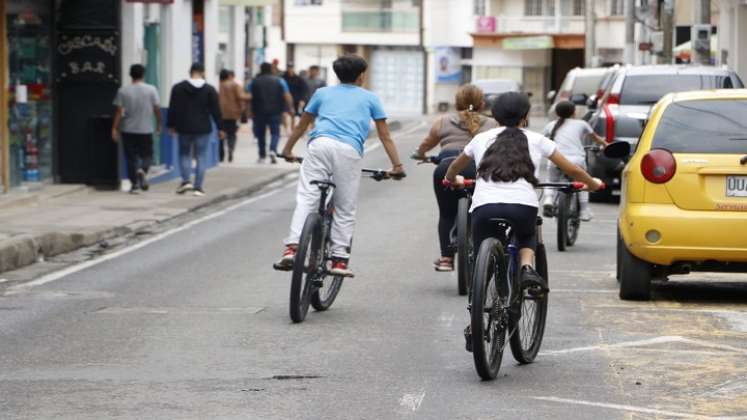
[167,63,224,196]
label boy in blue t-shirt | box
[273,55,405,277]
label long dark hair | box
[549,100,575,140]
[478,92,538,186]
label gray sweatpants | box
[284,137,362,259]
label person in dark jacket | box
[282,63,309,130]
[249,62,294,164]
[167,63,224,196]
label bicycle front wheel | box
[311,244,343,311]
[456,197,472,296]
[470,238,507,380]
[290,213,321,323]
[509,243,549,363]
[556,193,568,252]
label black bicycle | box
[278,155,402,323]
[464,181,589,380]
[413,155,475,296]
[547,146,601,252]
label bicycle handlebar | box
[443,179,606,192]
[276,154,405,181]
[441,179,476,188]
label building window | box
[294,0,323,5]
[524,0,554,16]
[610,0,624,16]
[572,0,584,16]
[341,0,420,33]
[474,0,486,16]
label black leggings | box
[433,149,476,258]
[471,203,538,251]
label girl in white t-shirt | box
[542,100,607,221]
[444,92,602,293]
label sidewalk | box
[0,125,299,274]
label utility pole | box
[584,0,596,67]
[624,0,636,64]
[660,0,674,64]
[692,0,711,65]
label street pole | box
[660,0,674,64]
[624,0,636,64]
[584,0,596,67]
[693,0,711,65]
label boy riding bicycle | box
[273,55,405,278]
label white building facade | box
[718,0,747,81]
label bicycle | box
[456,180,596,380]
[276,154,403,323]
[546,146,601,252]
[412,154,475,296]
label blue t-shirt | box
[305,84,387,155]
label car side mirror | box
[586,95,598,109]
[547,90,556,102]
[571,93,588,105]
[604,141,631,159]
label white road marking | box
[2,121,428,297]
[542,335,747,356]
[399,391,426,412]
[533,396,747,419]
[3,185,292,297]
[0,278,8,284]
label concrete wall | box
[719,1,747,82]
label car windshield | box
[474,80,519,94]
[652,99,747,154]
[620,75,731,105]
[572,74,606,95]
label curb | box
[0,169,296,275]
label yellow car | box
[608,89,747,300]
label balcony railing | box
[342,10,419,33]
[477,15,584,35]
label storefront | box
[4,0,54,190]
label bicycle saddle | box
[310,180,336,189]
[489,218,514,238]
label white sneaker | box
[192,188,206,197]
[580,207,594,221]
[176,182,193,194]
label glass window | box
[572,74,606,95]
[620,75,714,105]
[652,99,747,154]
[525,0,554,16]
[295,0,323,5]
[474,0,486,16]
[610,0,624,16]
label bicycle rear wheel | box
[456,197,472,296]
[509,243,549,363]
[556,193,568,252]
[289,213,321,323]
[566,194,580,247]
[470,238,507,380]
[311,243,343,311]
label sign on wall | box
[56,32,119,83]
[435,47,462,84]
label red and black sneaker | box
[272,246,297,271]
[329,259,354,278]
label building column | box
[231,6,246,82]
[204,0,220,86]
[735,4,747,81]
[121,2,145,82]
[0,0,7,192]
[159,0,192,103]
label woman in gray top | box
[412,85,498,272]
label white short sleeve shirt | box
[463,127,557,210]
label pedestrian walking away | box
[249,62,294,164]
[111,64,162,194]
[283,62,309,130]
[541,100,607,221]
[167,62,224,197]
[274,54,406,278]
[219,69,249,163]
[412,84,497,272]
[305,65,327,99]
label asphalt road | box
[2,120,747,419]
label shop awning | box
[219,0,276,6]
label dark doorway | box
[551,48,584,92]
[54,0,120,186]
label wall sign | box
[56,32,119,83]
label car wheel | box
[618,237,652,301]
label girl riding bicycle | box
[444,92,603,292]
[412,85,497,272]
[542,100,607,221]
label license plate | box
[726,176,747,197]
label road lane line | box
[399,391,426,411]
[3,185,293,296]
[540,336,686,355]
[533,396,744,419]
[2,121,427,297]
